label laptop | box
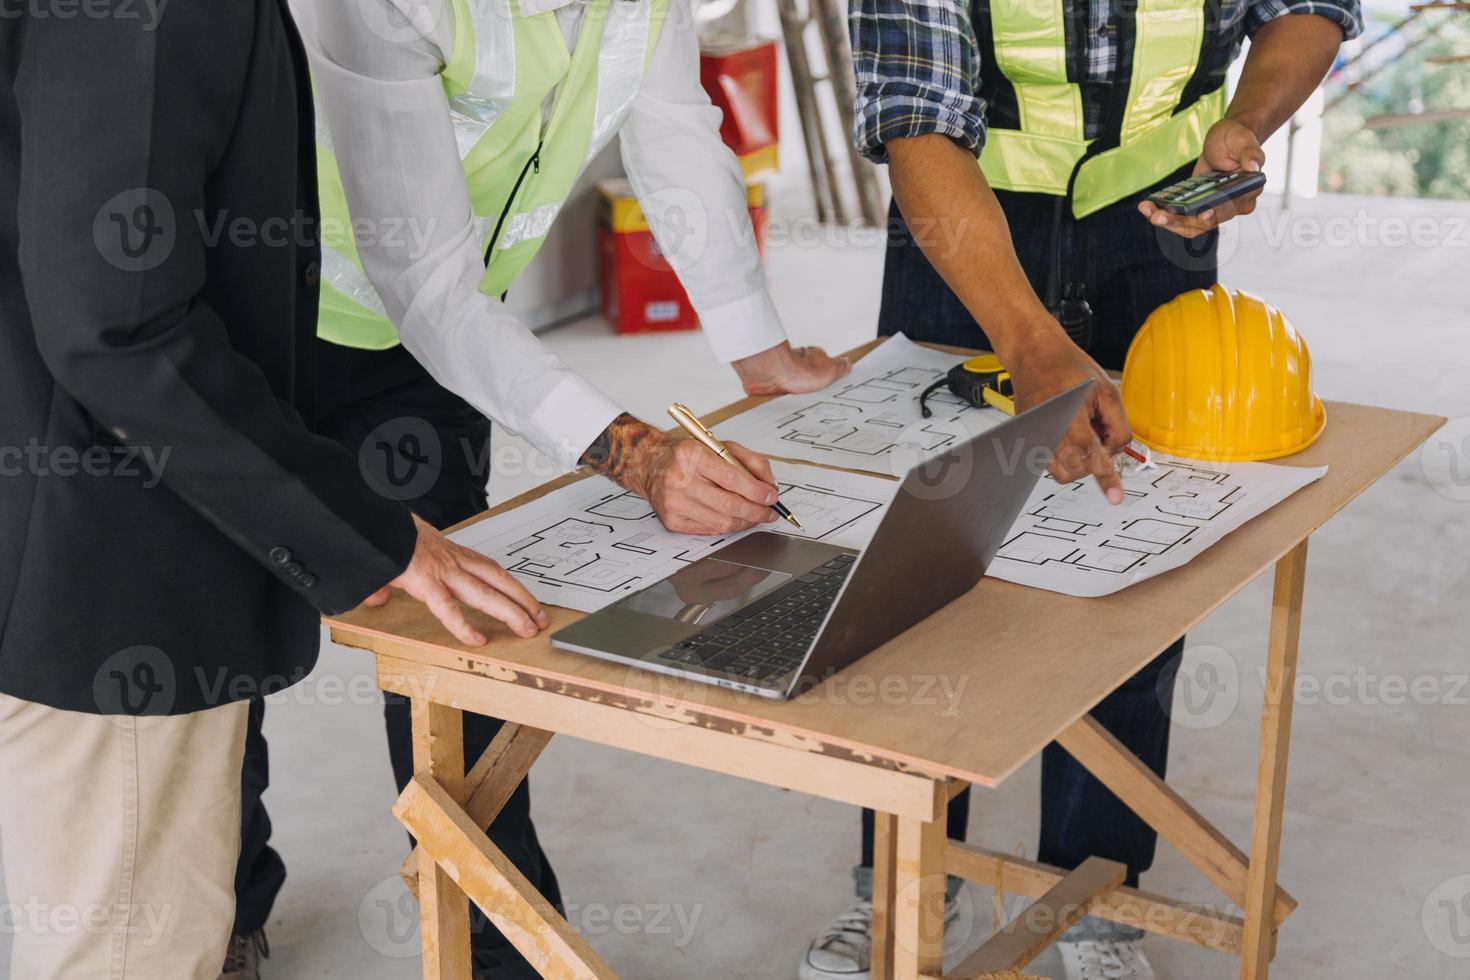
[551,382,1089,699]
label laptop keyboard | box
[656,553,856,684]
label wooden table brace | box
[403,722,555,898]
[396,774,614,979]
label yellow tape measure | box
[919,354,1017,418]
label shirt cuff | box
[521,376,625,472]
[694,288,788,364]
[1247,0,1362,41]
[854,85,989,164]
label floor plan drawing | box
[451,462,898,613]
[990,455,1328,597]
[501,518,681,595]
[714,334,1007,474]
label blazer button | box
[270,546,292,565]
[303,261,320,286]
[285,562,304,578]
[300,574,317,589]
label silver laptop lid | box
[789,381,1090,693]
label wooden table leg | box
[1240,540,1309,980]
[892,812,946,980]
[411,698,472,979]
[871,812,899,980]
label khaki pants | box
[0,694,249,980]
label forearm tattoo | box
[580,413,654,484]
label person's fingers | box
[1230,126,1266,171]
[1051,389,1118,483]
[445,569,539,638]
[1091,385,1134,453]
[692,479,776,530]
[362,586,391,607]
[422,586,486,647]
[1048,448,1089,484]
[1089,440,1125,505]
[698,447,778,510]
[1233,188,1263,217]
[808,348,854,377]
[1148,208,1211,234]
[1046,455,1069,484]
[658,511,712,535]
[791,347,853,387]
[726,441,777,488]
[663,493,742,535]
[455,551,548,627]
[1050,428,1093,484]
[1151,211,1216,238]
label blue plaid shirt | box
[850,0,1363,163]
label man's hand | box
[363,515,549,646]
[581,414,781,535]
[1008,334,1133,503]
[1140,13,1345,239]
[1139,119,1266,238]
[732,341,852,396]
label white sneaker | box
[1058,937,1155,980]
[799,895,965,980]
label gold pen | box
[667,402,803,530]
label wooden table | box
[326,341,1443,980]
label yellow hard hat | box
[1121,286,1326,462]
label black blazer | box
[0,0,417,714]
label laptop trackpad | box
[620,559,791,627]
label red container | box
[700,39,780,178]
[598,179,768,335]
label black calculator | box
[1146,170,1266,216]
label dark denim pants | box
[235,346,559,979]
[859,168,1215,892]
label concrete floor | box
[3,190,1468,979]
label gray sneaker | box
[219,930,269,980]
[799,896,964,980]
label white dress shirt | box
[298,0,788,470]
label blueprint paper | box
[988,455,1328,598]
[451,462,898,612]
[712,333,1007,476]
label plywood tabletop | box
[326,342,1444,788]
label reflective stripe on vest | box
[317,0,668,351]
[978,0,1226,219]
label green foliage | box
[1321,20,1470,200]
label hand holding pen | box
[580,412,792,536]
[668,403,802,530]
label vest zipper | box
[483,140,544,267]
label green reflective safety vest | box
[978,0,1227,219]
[317,0,669,350]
